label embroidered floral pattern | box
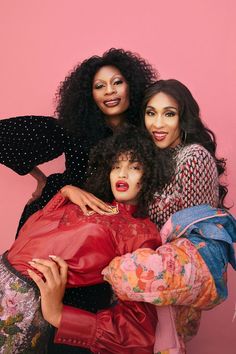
[103,237,219,345]
[0,256,50,353]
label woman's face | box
[144,92,181,149]
[110,153,143,205]
[92,66,130,122]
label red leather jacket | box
[7,192,161,353]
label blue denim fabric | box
[168,204,236,300]
[188,234,229,301]
[169,204,236,268]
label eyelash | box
[145,110,155,116]
[94,84,104,89]
[165,112,176,117]
[94,79,123,90]
[145,111,177,117]
[112,165,141,170]
[114,80,123,85]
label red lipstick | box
[115,180,129,191]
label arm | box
[103,236,228,309]
[55,301,156,353]
[27,167,47,204]
[179,144,219,208]
[0,115,65,175]
[28,257,157,353]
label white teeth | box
[154,133,167,138]
[104,99,120,106]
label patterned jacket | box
[103,205,236,353]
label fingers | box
[28,257,67,287]
[27,258,65,328]
[78,202,89,215]
[80,192,112,215]
[48,255,68,283]
[28,261,58,287]
[27,269,46,291]
[61,185,112,215]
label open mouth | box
[115,181,129,191]
[104,98,121,107]
[153,131,168,141]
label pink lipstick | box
[153,131,167,142]
[104,98,121,107]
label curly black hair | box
[56,48,158,145]
[84,126,174,218]
[142,79,228,207]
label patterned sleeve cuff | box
[43,191,68,213]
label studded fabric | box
[0,115,108,354]
[0,116,91,233]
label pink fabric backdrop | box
[0,1,235,352]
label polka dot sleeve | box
[0,116,66,175]
[56,132,91,187]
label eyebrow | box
[146,105,178,110]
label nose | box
[153,114,164,128]
[105,83,116,95]
[118,167,128,178]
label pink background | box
[0,1,235,352]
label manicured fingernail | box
[49,255,57,259]
[28,261,36,266]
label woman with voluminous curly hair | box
[57,48,157,142]
[0,127,168,353]
[0,49,157,354]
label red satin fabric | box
[7,192,161,352]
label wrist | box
[45,304,63,328]
[38,175,47,183]
[60,185,70,198]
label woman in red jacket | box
[0,128,171,354]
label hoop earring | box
[181,130,187,144]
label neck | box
[105,114,127,130]
[112,200,138,214]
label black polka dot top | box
[0,115,93,231]
[0,115,112,353]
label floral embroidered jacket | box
[103,205,236,354]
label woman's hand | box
[61,185,112,215]
[27,256,68,328]
[27,167,47,204]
